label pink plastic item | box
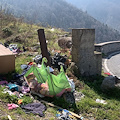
[8,103,19,110]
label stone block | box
[72,29,102,76]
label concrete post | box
[72,29,102,76]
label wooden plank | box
[41,100,82,119]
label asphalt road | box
[105,51,120,78]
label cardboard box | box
[0,44,15,74]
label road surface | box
[105,51,120,78]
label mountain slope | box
[1,0,120,43]
[65,0,120,32]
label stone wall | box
[72,29,102,76]
[95,41,120,55]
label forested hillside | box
[65,0,120,32]
[1,0,120,43]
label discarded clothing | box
[8,103,19,110]
[21,64,28,70]
[7,83,18,92]
[4,42,9,48]
[14,65,31,79]
[3,88,15,96]
[34,55,42,64]
[0,81,8,85]
[22,86,30,94]
[56,109,72,120]
[9,44,17,50]
[9,44,18,53]
[21,102,46,116]
[51,52,68,71]
[7,83,23,93]
[12,48,22,54]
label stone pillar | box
[72,29,102,76]
[94,51,102,75]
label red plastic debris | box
[104,72,111,75]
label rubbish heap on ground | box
[0,55,81,119]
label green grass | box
[75,76,120,120]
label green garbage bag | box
[24,57,48,83]
[24,57,71,96]
[47,65,71,96]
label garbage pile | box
[0,56,75,116]
[0,38,76,117]
[0,57,74,97]
[33,52,69,72]
[2,42,26,54]
[51,52,68,71]
[24,57,74,97]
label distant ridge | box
[1,0,120,43]
[65,0,120,32]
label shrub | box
[2,27,13,37]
